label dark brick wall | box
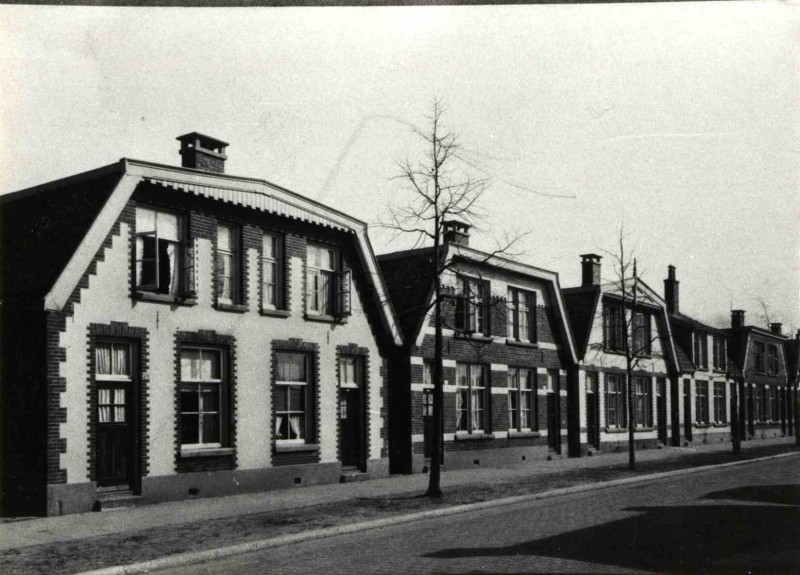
[417,335,563,370]
[174,331,238,473]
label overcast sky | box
[2,2,797,331]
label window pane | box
[181,389,199,413]
[457,364,468,387]
[114,406,126,423]
[114,388,126,406]
[96,344,112,375]
[274,388,288,412]
[202,350,221,380]
[470,366,484,389]
[217,225,231,252]
[135,207,155,233]
[99,406,111,423]
[181,414,199,444]
[263,234,275,258]
[158,212,179,242]
[289,386,305,411]
[98,388,111,406]
[202,414,220,444]
[200,386,219,413]
[277,354,306,382]
[181,349,199,380]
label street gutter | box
[77,450,800,575]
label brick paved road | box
[159,456,800,574]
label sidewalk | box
[1,437,797,575]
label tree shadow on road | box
[423,504,800,574]
[702,484,800,507]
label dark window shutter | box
[481,279,491,335]
[530,291,537,342]
[183,240,196,297]
[455,286,465,331]
[337,269,352,317]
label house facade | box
[562,255,678,454]
[663,266,736,446]
[378,222,578,474]
[0,133,402,516]
[724,311,791,442]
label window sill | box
[507,430,541,438]
[693,423,711,429]
[604,427,628,434]
[134,291,197,306]
[711,422,728,428]
[274,443,320,453]
[215,302,248,313]
[260,308,291,318]
[505,339,539,349]
[304,313,346,324]
[454,432,494,441]
[180,447,234,458]
[454,332,492,343]
[634,427,655,432]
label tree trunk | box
[628,370,635,470]
[426,229,443,498]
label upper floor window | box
[755,342,766,373]
[694,333,708,370]
[767,344,779,375]
[456,363,488,433]
[632,312,652,356]
[216,223,241,305]
[135,207,190,296]
[712,336,726,371]
[307,244,336,316]
[604,303,626,353]
[507,289,536,342]
[455,276,488,335]
[262,234,284,310]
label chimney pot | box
[731,309,745,329]
[580,254,602,287]
[177,132,229,174]
[770,322,783,335]
[443,220,471,247]
[664,265,680,314]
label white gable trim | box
[44,172,141,311]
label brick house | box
[562,255,679,454]
[663,266,736,446]
[724,311,791,442]
[378,222,578,474]
[0,133,402,516]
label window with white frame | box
[606,374,625,428]
[694,333,708,370]
[695,380,709,424]
[713,382,726,424]
[755,385,767,422]
[274,353,312,443]
[633,312,651,356]
[96,342,131,424]
[633,376,652,428]
[135,207,186,296]
[507,289,535,342]
[306,244,336,316]
[180,348,225,449]
[423,360,434,387]
[604,303,626,352]
[455,276,487,335]
[767,386,778,421]
[216,224,240,304]
[767,344,779,375]
[262,233,283,310]
[456,363,488,433]
[508,367,534,431]
[712,336,726,371]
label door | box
[683,379,692,442]
[747,384,755,438]
[95,341,137,491]
[339,357,365,470]
[547,370,559,452]
[657,378,667,445]
[585,372,600,449]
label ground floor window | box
[180,347,225,449]
[767,386,778,422]
[508,367,534,431]
[275,352,313,443]
[712,382,727,424]
[756,386,767,422]
[695,380,709,424]
[606,374,625,428]
[456,363,488,433]
[633,376,652,428]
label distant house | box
[663,266,735,446]
[0,133,402,516]
[378,222,578,474]
[724,312,791,441]
[783,330,800,438]
[562,255,679,453]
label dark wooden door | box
[340,388,364,469]
[547,393,558,451]
[96,383,134,489]
[586,377,599,449]
[683,380,692,442]
[747,385,755,438]
[657,378,667,445]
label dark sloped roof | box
[0,171,121,302]
[670,311,726,335]
[673,340,696,373]
[562,286,600,359]
[377,248,437,342]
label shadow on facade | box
[423,503,800,574]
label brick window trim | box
[86,322,151,486]
[335,344,371,467]
[271,339,321,455]
[174,330,238,473]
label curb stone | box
[77,450,800,575]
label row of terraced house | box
[1,133,798,516]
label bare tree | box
[382,98,523,497]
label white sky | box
[1,2,797,331]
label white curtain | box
[289,415,302,439]
[97,345,111,375]
[135,237,144,285]
[275,416,283,437]
[167,243,178,295]
[112,345,128,376]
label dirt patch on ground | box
[0,443,795,575]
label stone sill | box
[134,291,197,306]
[505,339,539,349]
[454,332,493,343]
[180,447,234,458]
[454,432,495,441]
[260,308,291,318]
[507,430,541,439]
[274,443,320,453]
[304,313,347,324]
[215,302,248,313]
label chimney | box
[664,265,680,314]
[177,132,229,174]
[770,322,783,335]
[731,309,745,329]
[442,220,470,247]
[580,254,602,287]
